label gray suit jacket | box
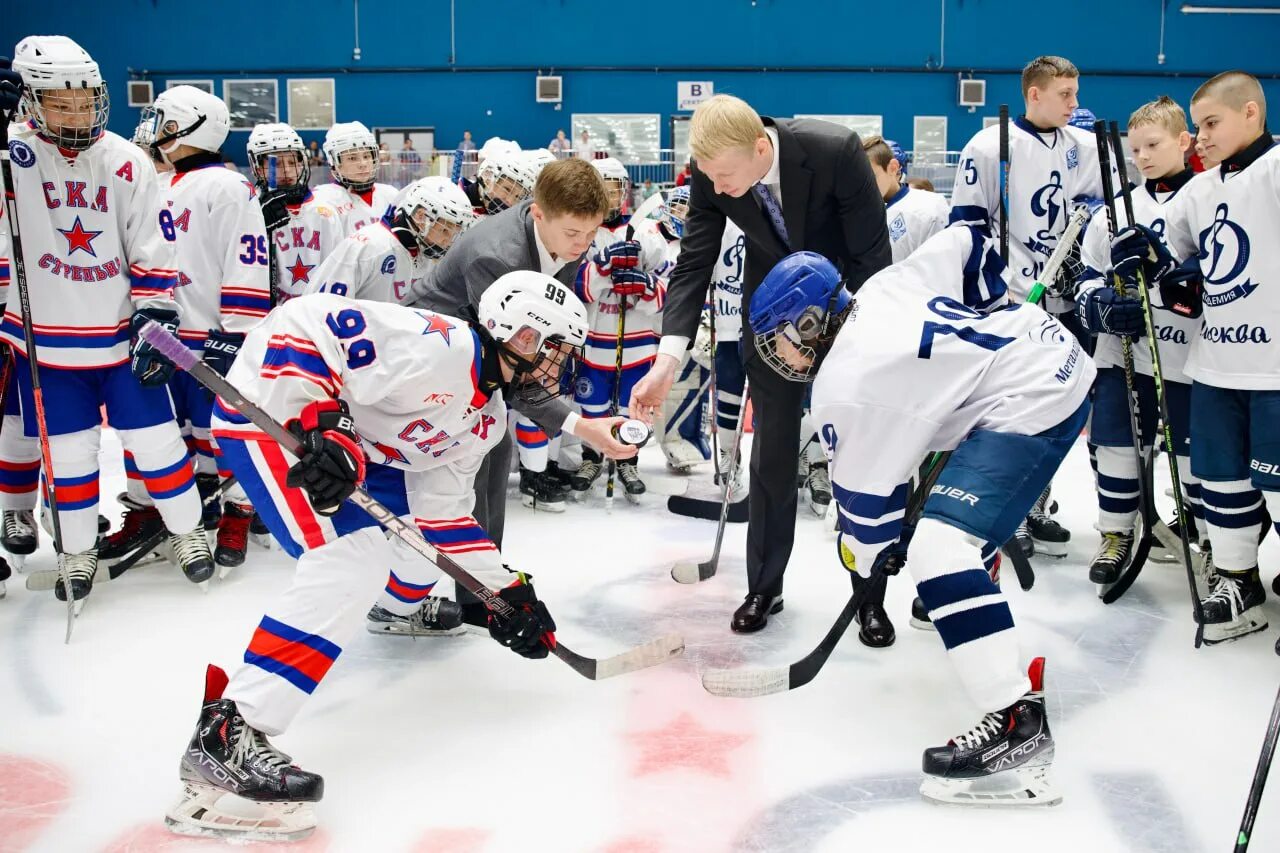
[662,118,892,347]
[419,198,583,431]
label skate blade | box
[71,598,85,617]
[0,579,5,599]
[908,617,937,632]
[1030,539,1068,558]
[5,552,27,573]
[249,531,280,551]
[807,496,831,518]
[165,783,316,842]
[519,495,566,513]
[1203,614,1268,645]
[920,764,1061,808]
[365,622,466,637]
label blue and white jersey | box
[885,184,949,263]
[711,220,746,340]
[1077,174,1197,384]
[950,118,1111,311]
[1163,139,1280,390]
[812,225,1095,574]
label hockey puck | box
[612,419,652,448]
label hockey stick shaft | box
[999,104,1010,264]
[139,322,678,680]
[707,383,749,568]
[266,155,279,307]
[1235,681,1280,852]
[0,121,75,641]
[606,283,628,507]
[1107,121,1204,642]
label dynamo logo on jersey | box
[1066,146,1079,171]
[719,235,745,294]
[1198,203,1258,307]
[889,214,907,242]
[1030,171,1064,241]
[9,140,35,168]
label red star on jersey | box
[57,216,102,257]
[420,312,454,343]
[625,712,751,778]
[287,255,315,284]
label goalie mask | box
[247,122,310,203]
[13,35,109,152]
[662,185,690,238]
[389,177,476,259]
[591,157,631,221]
[324,121,379,192]
[477,270,588,406]
[476,154,536,215]
[137,85,230,161]
[749,252,849,383]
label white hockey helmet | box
[521,148,556,175]
[663,185,691,237]
[12,35,108,151]
[323,121,379,191]
[476,153,536,215]
[137,85,229,159]
[592,157,631,220]
[478,136,520,162]
[391,176,476,259]
[247,122,309,194]
[478,270,588,405]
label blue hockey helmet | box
[662,185,690,237]
[886,139,908,175]
[1068,107,1097,131]
[749,252,849,382]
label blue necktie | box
[754,182,790,250]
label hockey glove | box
[1076,285,1146,338]
[1111,224,1174,287]
[1159,261,1204,319]
[0,58,21,123]
[594,239,642,273]
[202,329,245,378]
[285,399,366,515]
[258,187,294,233]
[610,268,655,298]
[129,308,180,387]
[487,582,557,660]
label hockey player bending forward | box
[168,272,592,840]
[750,224,1094,805]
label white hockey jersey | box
[161,162,272,351]
[575,217,670,371]
[885,184,949,263]
[1163,139,1280,390]
[950,118,1111,310]
[711,221,746,341]
[1077,173,1196,384]
[0,121,178,368]
[310,181,398,235]
[303,222,433,306]
[812,225,1095,575]
[271,192,346,303]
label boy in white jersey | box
[569,157,668,500]
[248,123,344,303]
[310,122,398,234]
[751,227,1093,806]
[0,36,212,600]
[1138,71,1280,644]
[167,272,597,840]
[863,135,948,263]
[1074,96,1203,583]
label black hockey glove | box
[487,583,557,660]
[1159,261,1204,320]
[258,187,294,233]
[129,307,180,387]
[202,329,244,378]
[1111,224,1174,287]
[1076,286,1145,338]
[285,399,365,515]
[0,58,21,124]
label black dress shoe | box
[856,599,896,648]
[732,594,783,633]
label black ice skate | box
[2,509,37,572]
[519,466,567,513]
[920,657,1060,807]
[909,596,936,631]
[1026,488,1068,557]
[52,549,98,613]
[544,461,575,494]
[1012,518,1034,559]
[1088,531,1134,585]
[1201,568,1267,645]
[196,473,223,530]
[804,462,832,518]
[617,459,646,502]
[570,448,605,493]
[99,494,165,561]
[166,664,323,841]
[169,527,216,585]
[366,596,465,637]
[0,555,10,599]
[215,502,253,572]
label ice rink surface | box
[3,429,1279,853]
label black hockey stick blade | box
[667,493,747,523]
[1000,539,1036,591]
[1099,529,1154,605]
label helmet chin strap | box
[153,115,207,163]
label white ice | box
[2,429,1278,853]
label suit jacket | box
[662,118,892,346]
[420,198,583,431]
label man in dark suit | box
[631,95,893,635]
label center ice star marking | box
[421,312,454,343]
[287,255,315,284]
[58,216,102,257]
[626,711,751,778]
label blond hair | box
[689,94,765,161]
[532,158,609,219]
[860,135,893,169]
[1193,70,1267,126]
[1128,95,1188,135]
[1021,55,1079,98]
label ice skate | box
[570,448,605,494]
[1088,531,1133,585]
[909,596,935,631]
[99,494,165,562]
[215,502,253,575]
[249,512,278,551]
[2,509,37,572]
[195,473,223,530]
[166,665,323,841]
[716,446,745,499]
[366,597,465,637]
[804,462,832,518]
[1026,487,1068,557]
[1200,568,1267,645]
[519,466,567,513]
[52,549,98,613]
[170,527,216,586]
[920,657,1060,807]
[617,459,645,503]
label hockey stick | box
[266,155,280,307]
[139,321,683,680]
[1091,122,1159,615]
[999,104,1010,264]
[701,449,949,698]
[0,119,76,640]
[604,274,627,510]
[1235,680,1280,851]
[25,475,239,590]
[670,382,750,583]
[1102,122,1205,641]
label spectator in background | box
[307,140,325,167]
[576,129,595,160]
[397,137,423,184]
[675,160,693,187]
[458,129,478,179]
[549,129,570,159]
[906,176,936,192]
[378,141,392,165]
